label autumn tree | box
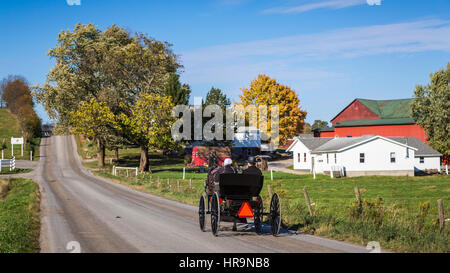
[34,23,180,167]
[121,93,176,172]
[238,74,306,145]
[1,75,41,144]
[70,99,119,167]
[411,63,450,156]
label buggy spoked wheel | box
[210,192,220,236]
[198,194,206,232]
[254,195,263,234]
[269,193,281,236]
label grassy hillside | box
[0,108,40,161]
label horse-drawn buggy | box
[198,173,282,236]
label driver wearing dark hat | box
[242,156,262,176]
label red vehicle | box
[189,146,231,167]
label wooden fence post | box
[438,199,445,232]
[354,186,362,212]
[303,188,314,216]
[177,179,180,192]
[149,176,152,186]
[268,184,272,198]
[157,177,160,188]
[189,178,192,190]
[167,178,170,189]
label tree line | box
[33,23,307,172]
[1,75,42,144]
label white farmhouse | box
[286,136,332,171]
[384,137,442,173]
[287,135,442,177]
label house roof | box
[334,117,416,127]
[312,135,375,152]
[385,137,442,156]
[312,135,418,153]
[286,137,333,152]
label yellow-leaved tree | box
[70,99,120,167]
[120,93,177,172]
[238,75,307,146]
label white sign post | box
[11,137,24,157]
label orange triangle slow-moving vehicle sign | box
[237,202,254,218]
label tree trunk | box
[139,146,150,173]
[115,148,119,161]
[97,139,105,168]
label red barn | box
[190,146,231,167]
[314,98,427,142]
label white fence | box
[0,157,15,172]
[112,165,138,177]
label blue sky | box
[1,0,449,124]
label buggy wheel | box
[269,193,281,236]
[254,195,263,234]
[198,194,206,232]
[210,192,220,236]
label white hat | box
[223,158,232,166]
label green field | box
[0,178,40,253]
[0,109,40,161]
[77,135,450,252]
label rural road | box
[35,135,371,253]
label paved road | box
[36,135,370,253]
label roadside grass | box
[77,135,450,252]
[0,109,40,161]
[0,168,32,175]
[0,178,40,253]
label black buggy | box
[198,173,282,236]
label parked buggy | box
[198,173,282,236]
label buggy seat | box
[218,173,263,200]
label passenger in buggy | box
[242,156,262,176]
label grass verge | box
[0,178,40,253]
[0,168,32,175]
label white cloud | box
[367,0,382,6]
[180,19,450,86]
[262,0,367,14]
[66,0,81,6]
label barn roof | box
[330,98,416,126]
[356,98,413,119]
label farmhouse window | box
[334,153,337,164]
[420,157,424,164]
[360,153,365,163]
[298,153,301,162]
[390,152,396,163]
[304,153,307,162]
[326,154,329,164]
